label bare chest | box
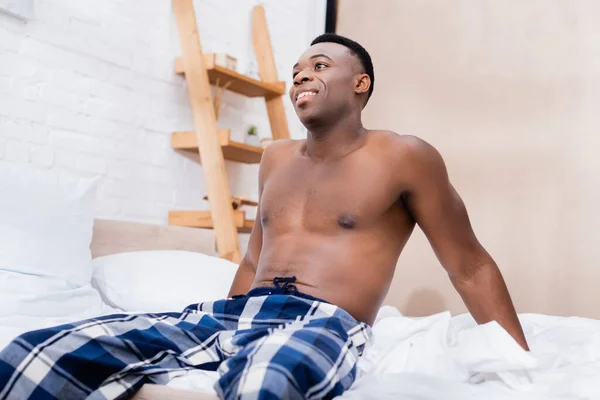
[260,158,398,233]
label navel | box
[261,211,269,226]
[337,214,356,229]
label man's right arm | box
[228,206,263,297]
[227,142,280,297]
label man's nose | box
[294,69,313,85]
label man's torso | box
[250,130,417,325]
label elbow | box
[449,260,496,288]
[241,255,258,275]
[227,257,257,298]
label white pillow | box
[0,272,111,318]
[91,250,239,312]
[0,164,98,286]
[0,164,106,318]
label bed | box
[92,219,221,400]
[1,165,599,399]
[1,218,596,399]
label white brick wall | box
[0,0,326,243]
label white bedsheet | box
[167,307,600,399]
[1,307,598,399]
[0,304,120,350]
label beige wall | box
[338,0,600,318]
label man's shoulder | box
[260,139,302,170]
[369,131,448,189]
[367,130,437,161]
[263,138,302,160]
[264,138,302,153]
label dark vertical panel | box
[325,0,338,33]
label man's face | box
[289,42,364,125]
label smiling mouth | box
[295,90,318,104]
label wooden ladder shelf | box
[170,0,290,262]
[171,129,264,164]
[174,54,285,98]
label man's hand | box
[396,135,529,351]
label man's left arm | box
[398,136,529,351]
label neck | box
[304,109,366,160]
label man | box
[230,32,528,343]
[0,34,527,400]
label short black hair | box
[311,33,374,101]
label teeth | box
[297,91,316,100]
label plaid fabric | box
[0,290,371,400]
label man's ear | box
[355,74,371,95]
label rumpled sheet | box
[2,306,597,399]
[168,307,600,399]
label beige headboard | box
[91,219,217,258]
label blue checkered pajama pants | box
[0,286,371,399]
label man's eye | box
[315,63,326,70]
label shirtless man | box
[230,32,529,348]
[0,33,528,400]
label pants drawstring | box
[272,276,298,295]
